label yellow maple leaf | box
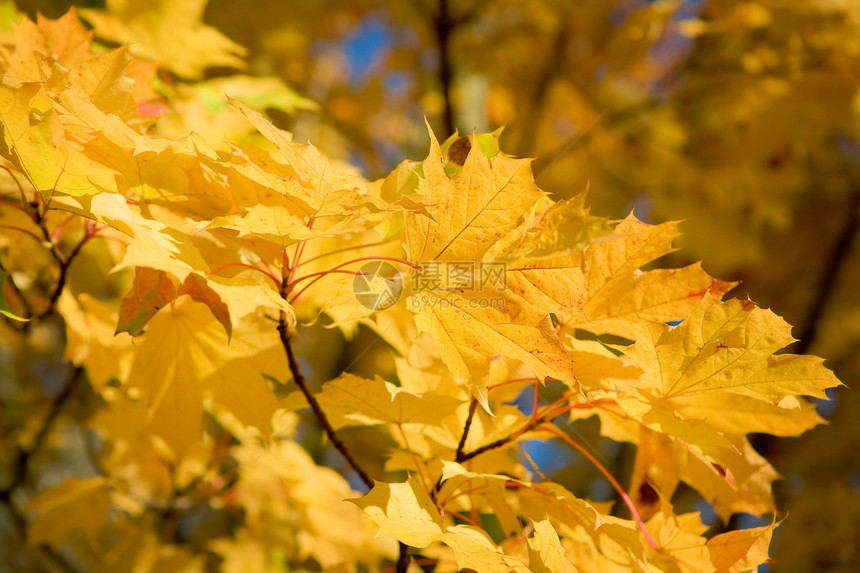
[402,131,734,403]
[315,373,463,430]
[528,518,578,573]
[125,295,289,456]
[0,9,94,79]
[59,292,134,390]
[0,81,117,200]
[514,216,734,338]
[618,297,839,419]
[441,525,530,573]
[116,266,177,336]
[706,522,777,572]
[230,99,370,213]
[349,477,444,548]
[607,296,839,519]
[403,123,545,265]
[80,0,246,79]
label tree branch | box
[0,366,84,573]
[455,398,477,460]
[276,312,415,572]
[34,223,91,321]
[277,315,375,489]
[433,0,456,137]
[0,366,84,502]
[396,542,411,573]
[456,398,617,464]
[796,192,860,354]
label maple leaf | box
[616,297,839,425]
[0,81,116,200]
[514,216,735,339]
[401,130,735,406]
[125,295,290,456]
[51,46,160,127]
[604,296,840,518]
[440,525,530,572]
[401,130,578,399]
[315,373,463,430]
[349,477,444,548]
[706,522,777,572]
[59,292,134,390]
[229,99,371,212]
[403,123,545,265]
[116,266,177,336]
[0,9,94,78]
[80,0,246,79]
[528,518,578,573]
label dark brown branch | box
[0,366,84,573]
[797,193,860,354]
[276,310,414,572]
[457,429,522,464]
[0,366,84,501]
[433,0,456,137]
[455,398,477,460]
[277,315,376,489]
[396,542,411,573]
[455,398,613,464]
[34,228,90,321]
[457,412,541,463]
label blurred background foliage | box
[7,0,860,570]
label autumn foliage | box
[0,3,848,572]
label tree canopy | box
[1,1,857,571]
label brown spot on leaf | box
[638,481,660,507]
[447,136,472,166]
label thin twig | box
[34,230,91,320]
[456,396,617,463]
[545,426,658,550]
[455,398,477,460]
[276,309,413,573]
[277,317,375,488]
